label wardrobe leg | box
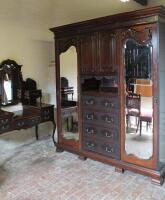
[115,167,125,173]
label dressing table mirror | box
[0,59,22,106]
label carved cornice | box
[50,6,165,38]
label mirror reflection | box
[60,46,79,141]
[124,39,153,159]
[2,71,12,105]
[0,60,22,106]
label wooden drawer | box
[83,124,118,142]
[82,95,119,111]
[14,116,41,129]
[83,110,119,128]
[0,118,11,132]
[83,137,119,159]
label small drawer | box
[0,118,9,125]
[0,124,10,132]
[29,116,41,126]
[82,96,119,111]
[99,97,119,110]
[83,138,119,159]
[15,120,27,129]
[99,143,119,159]
[83,111,118,128]
[83,124,118,142]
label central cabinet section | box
[79,30,120,159]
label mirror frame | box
[55,37,80,151]
[0,59,23,106]
[120,25,158,169]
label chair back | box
[126,92,141,114]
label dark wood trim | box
[81,149,164,184]
[120,23,157,169]
[50,6,165,38]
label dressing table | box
[0,59,56,145]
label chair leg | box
[140,120,142,136]
[136,117,140,133]
[126,115,129,131]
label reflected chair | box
[139,110,152,136]
[126,92,141,133]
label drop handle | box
[104,101,114,108]
[85,99,94,105]
[105,132,113,138]
[104,116,114,123]
[17,122,25,127]
[105,146,114,153]
[86,114,94,120]
[86,142,95,148]
[86,128,95,134]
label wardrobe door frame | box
[120,23,158,169]
[55,37,80,152]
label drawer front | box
[28,116,41,126]
[83,137,119,159]
[15,119,28,129]
[83,124,118,142]
[82,96,119,111]
[15,116,41,129]
[0,118,10,132]
[83,111,119,128]
[41,107,54,122]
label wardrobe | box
[50,6,165,185]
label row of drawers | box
[83,136,119,159]
[82,95,120,159]
[0,105,54,133]
[83,110,118,128]
[82,95,119,111]
[0,116,41,133]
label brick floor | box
[0,131,165,200]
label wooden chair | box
[126,92,141,132]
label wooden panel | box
[79,33,98,74]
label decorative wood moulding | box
[134,0,148,6]
[50,6,165,38]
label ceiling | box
[0,0,164,33]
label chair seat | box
[140,109,152,120]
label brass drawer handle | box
[85,99,95,105]
[105,116,114,123]
[104,101,114,108]
[86,142,95,148]
[17,122,25,127]
[104,131,113,138]
[105,146,114,153]
[86,114,94,120]
[86,128,95,134]
[1,124,9,130]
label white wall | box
[0,22,56,105]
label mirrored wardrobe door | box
[124,39,153,159]
[121,25,157,168]
[59,46,79,148]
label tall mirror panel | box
[124,39,153,159]
[59,46,79,142]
